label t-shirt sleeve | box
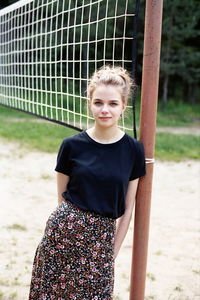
[55,139,72,176]
[129,141,146,181]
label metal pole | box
[129,0,163,299]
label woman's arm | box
[56,172,70,204]
[114,178,139,259]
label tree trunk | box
[162,74,169,104]
[161,1,175,105]
[188,83,197,104]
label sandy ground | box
[0,138,199,300]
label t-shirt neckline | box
[83,131,126,147]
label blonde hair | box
[87,65,134,104]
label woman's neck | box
[87,124,124,143]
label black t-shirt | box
[55,131,146,219]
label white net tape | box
[0,0,137,132]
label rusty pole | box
[129,0,163,299]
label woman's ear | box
[122,101,127,113]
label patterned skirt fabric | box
[28,199,116,300]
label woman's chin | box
[96,122,114,129]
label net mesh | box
[0,0,139,133]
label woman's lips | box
[99,117,111,120]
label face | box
[89,84,126,128]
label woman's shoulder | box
[125,133,144,151]
[60,131,89,150]
[62,131,84,143]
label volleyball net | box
[0,0,139,133]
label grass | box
[122,98,200,127]
[192,269,200,275]
[6,223,27,231]
[133,97,200,126]
[9,292,18,299]
[0,106,77,153]
[154,250,163,256]
[155,133,200,161]
[0,103,199,160]
[174,284,183,292]
[0,291,4,299]
[146,272,156,281]
[156,100,200,126]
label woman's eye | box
[93,101,118,106]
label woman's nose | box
[101,104,109,113]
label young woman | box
[29,66,146,300]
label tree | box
[0,0,17,9]
[160,0,200,104]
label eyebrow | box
[93,98,120,102]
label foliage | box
[127,0,200,104]
[160,0,200,103]
[0,0,200,104]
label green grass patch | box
[0,120,77,153]
[192,269,200,275]
[133,96,200,126]
[6,223,27,231]
[155,132,200,161]
[0,106,77,153]
[174,284,183,292]
[9,292,18,299]
[0,104,199,160]
[146,272,156,281]
[157,100,200,126]
[0,105,34,119]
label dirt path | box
[156,126,200,136]
[0,139,199,300]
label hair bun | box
[88,65,134,104]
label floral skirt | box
[28,199,116,300]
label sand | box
[0,138,199,300]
